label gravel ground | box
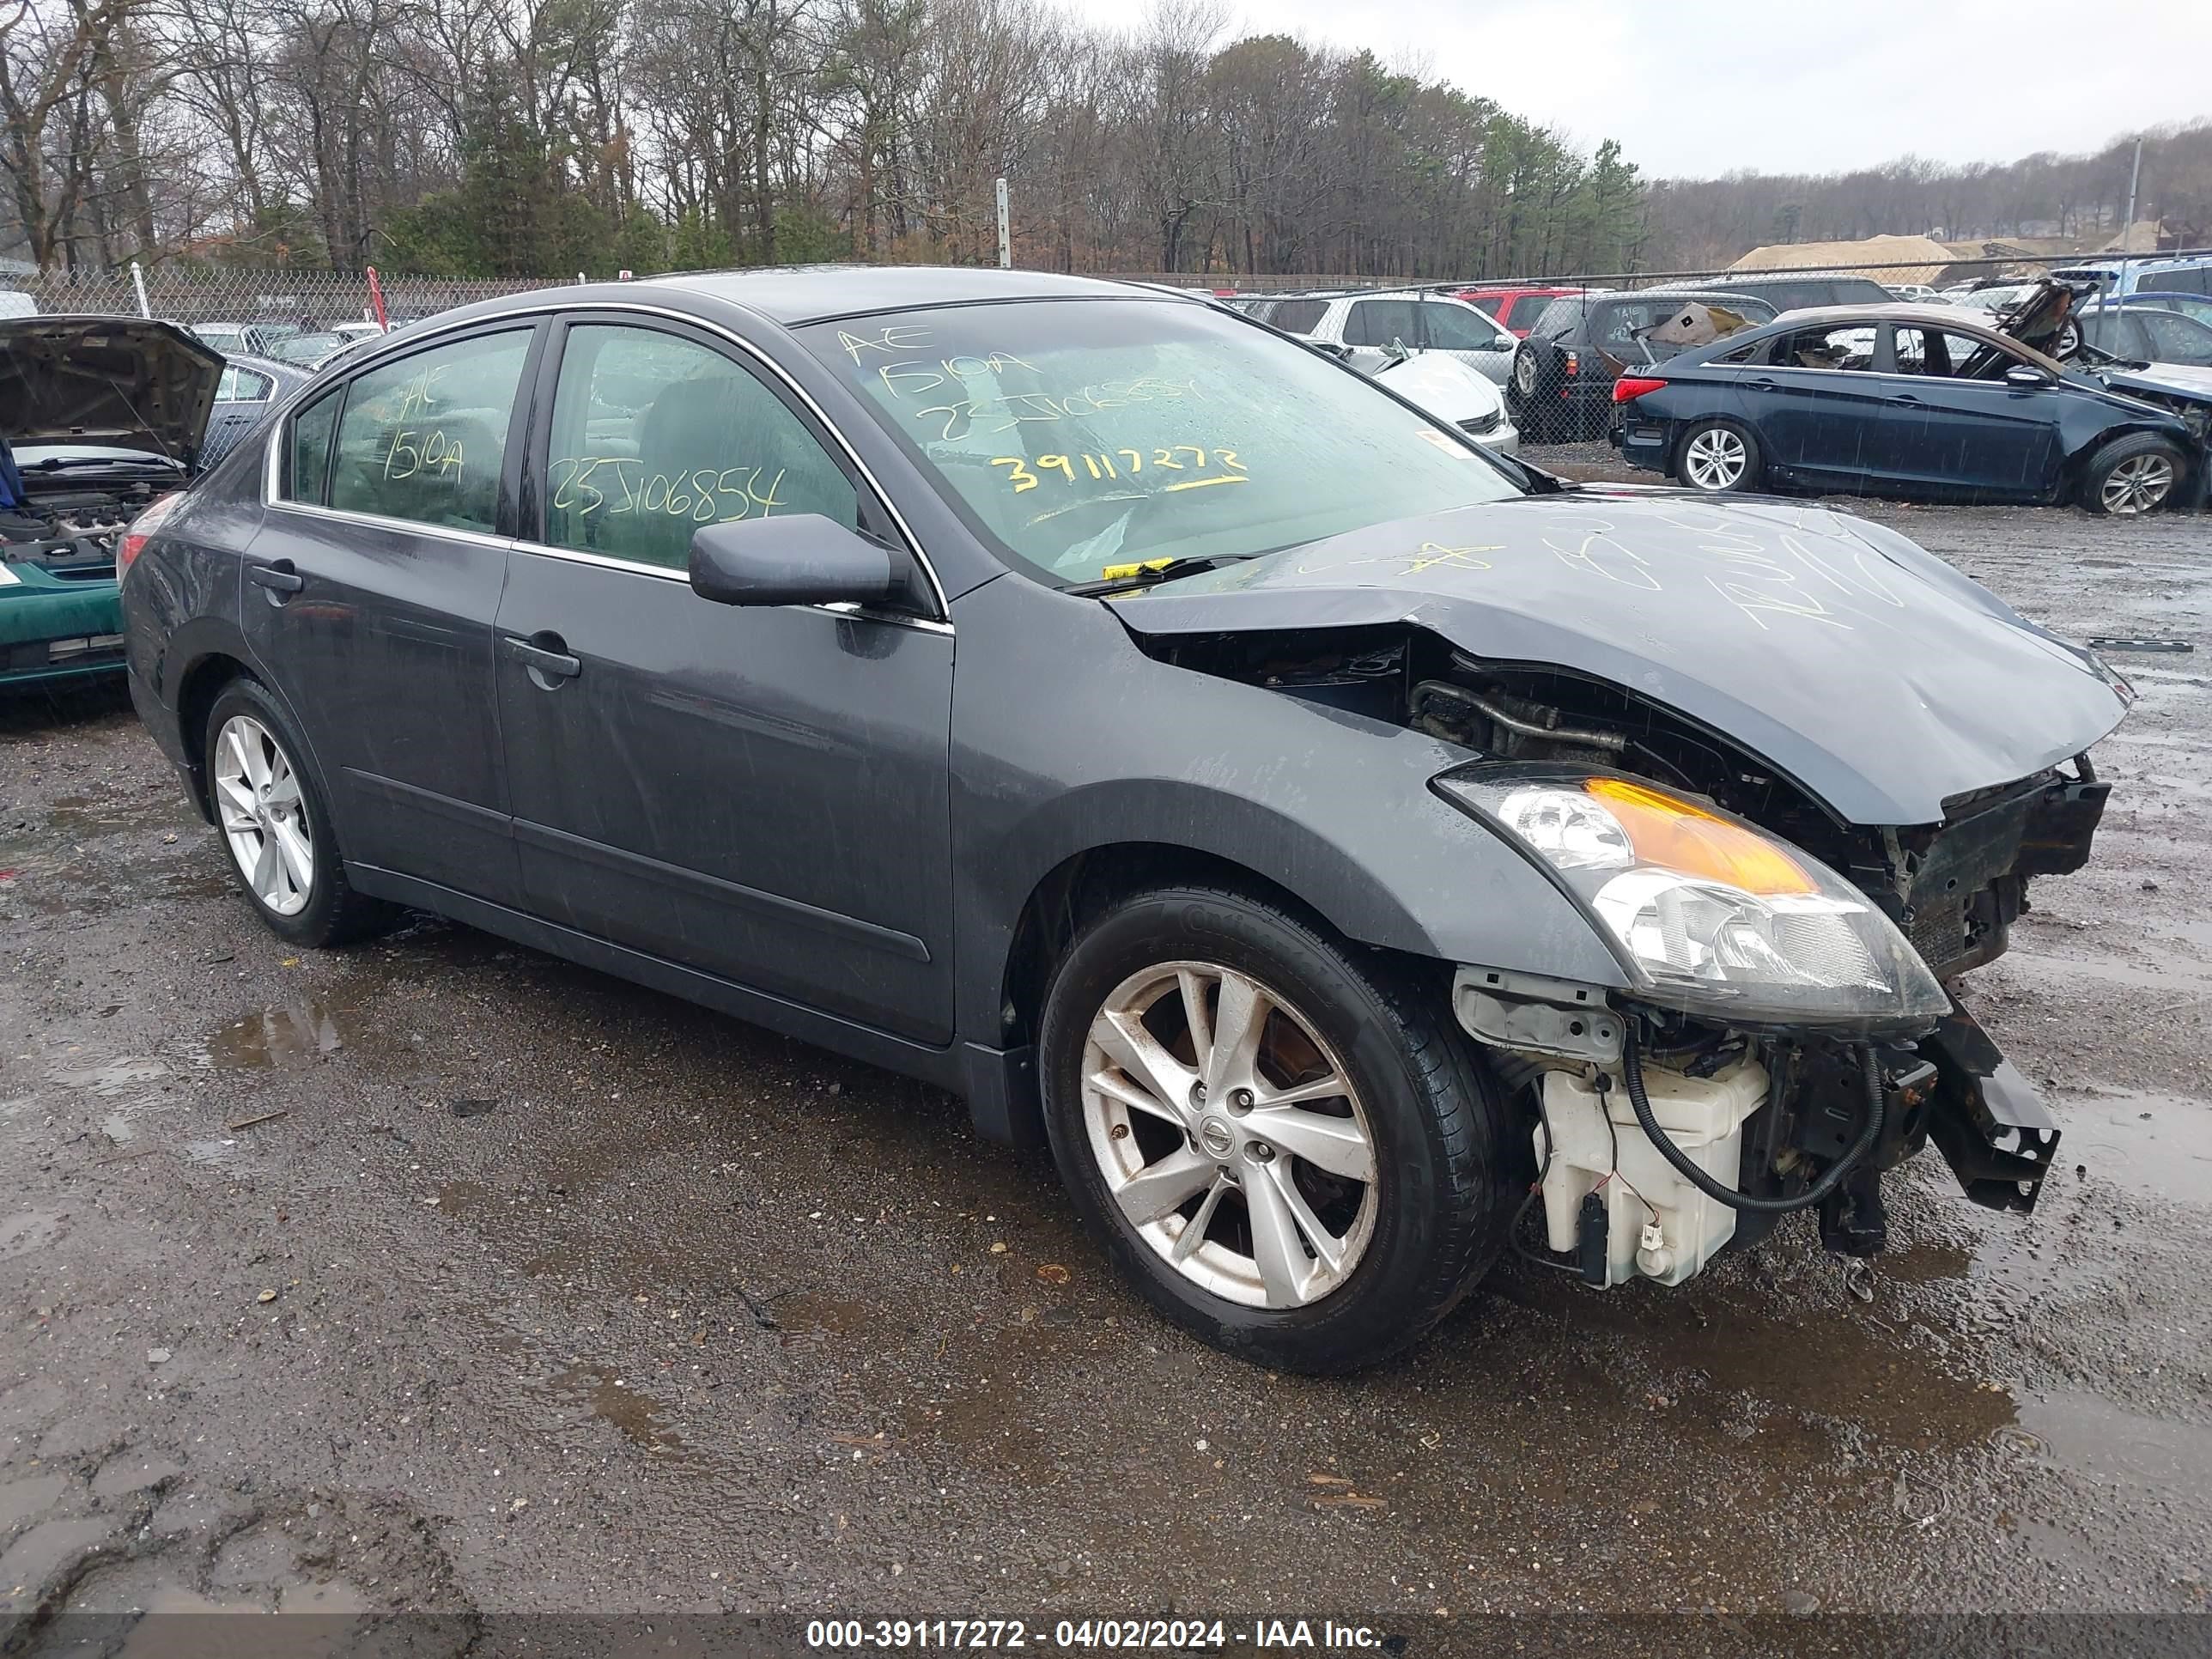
[1,478,2209,1650]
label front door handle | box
[247,559,304,598]
[1889,392,1923,404]
[501,633,582,685]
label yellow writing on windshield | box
[990,447,1244,496]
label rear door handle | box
[1889,393,1923,404]
[247,559,303,596]
[501,633,582,684]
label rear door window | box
[1344,300,1419,348]
[1770,324,1879,371]
[540,322,856,570]
[328,330,533,533]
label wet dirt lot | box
[1,485,2209,1647]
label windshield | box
[800,297,1524,586]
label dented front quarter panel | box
[1108,494,2131,827]
[946,572,1630,1044]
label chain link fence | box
[5,246,2206,341]
[0,266,554,330]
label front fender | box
[946,575,1627,1046]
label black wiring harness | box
[1510,1021,1887,1277]
[1623,1021,1883,1215]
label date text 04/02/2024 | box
[803,1617,1389,1649]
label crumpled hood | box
[1107,493,2132,826]
[0,315,222,465]
[2100,361,2212,406]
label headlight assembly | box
[1434,767,1948,1031]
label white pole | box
[129,260,150,319]
[995,177,1011,270]
[2122,135,2143,293]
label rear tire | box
[203,678,394,947]
[2080,433,2185,516]
[1674,418,1762,493]
[1037,884,1516,1373]
[1510,348,1560,443]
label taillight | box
[116,489,185,578]
[1562,351,1579,380]
[1613,375,1668,404]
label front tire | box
[203,678,393,947]
[1674,418,1762,493]
[2080,433,2185,516]
[1037,885,1515,1372]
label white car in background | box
[1364,346,1521,455]
[1238,289,1520,452]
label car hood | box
[1370,353,1503,422]
[1106,492,2131,826]
[2098,361,2212,406]
[0,316,222,466]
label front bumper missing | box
[1919,1000,2060,1212]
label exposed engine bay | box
[1143,621,2106,1286]
[1,480,157,568]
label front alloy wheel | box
[213,714,313,916]
[1039,884,1517,1372]
[1081,961,1377,1309]
[2100,452,2176,515]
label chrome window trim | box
[259,295,951,622]
[264,494,515,553]
[507,538,953,635]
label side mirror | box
[1383,337,1411,365]
[689,514,900,608]
[2002,363,2055,389]
[1494,335,1516,352]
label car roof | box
[1598,288,1779,307]
[636,264,1156,324]
[1765,302,2012,331]
[1694,270,1884,286]
[222,352,308,380]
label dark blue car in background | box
[1611,302,2203,515]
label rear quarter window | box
[284,388,341,505]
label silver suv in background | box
[1246,289,1518,386]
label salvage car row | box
[94,267,2136,1373]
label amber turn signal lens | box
[1585,776,1818,896]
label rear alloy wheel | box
[1676,419,1760,493]
[1039,885,1516,1372]
[2082,434,2185,516]
[213,714,313,916]
[202,678,393,947]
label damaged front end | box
[1126,597,2119,1290]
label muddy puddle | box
[205,1000,358,1069]
[2055,1087,2212,1206]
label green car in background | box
[2,316,218,690]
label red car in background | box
[1455,286,1587,337]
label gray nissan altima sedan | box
[119,267,2130,1370]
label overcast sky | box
[1054,0,2212,179]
